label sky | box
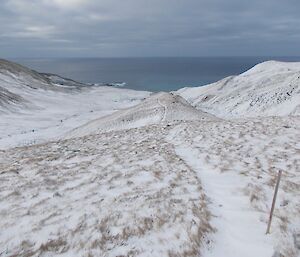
[1,0,300,58]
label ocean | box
[15,57,300,92]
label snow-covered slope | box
[66,92,215,138]
[0,85,28,110]
[1,59,300,257]
[1,117,299,257]
[177,61,300,118]
[0,59,85,91]
[0,125,214,257]
[0,59,150,149]
[0,59,85,112]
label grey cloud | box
[0,0,299,57]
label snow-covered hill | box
[1,116,299,257]
[177,61,300,118]
[0,59,150,149]
[66,92,215,138]
[0,59,94,113]
[0,59,82,112]
[0,59,300,257]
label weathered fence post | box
[266,170,282,234]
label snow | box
[66,92,215,139]
[0,62,150,149]
[0,59,300,257]
[168,129,274,257]
[167,118,300,257]
[0,126,212,257]
[176,61,300,118]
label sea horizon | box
[12,56,300,92]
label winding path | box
[167,127,274,257]
[157,98,167,122]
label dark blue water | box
[14,57,300,92]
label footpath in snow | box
[168,123,274,257]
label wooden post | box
[266,170,282,234]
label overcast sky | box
[1,0,300,58]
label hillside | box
[177,61,300,118]
[0,59,150,149]
[0,60,299,257]
[0,59,82,112]
[1,116,299,257]
[66,92,215,138]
